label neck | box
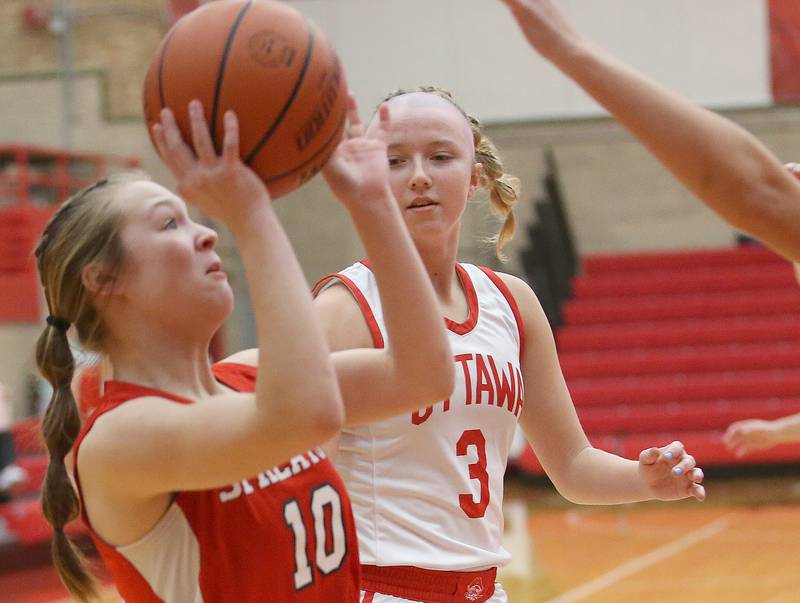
[413,228,461,303]
[104,316,222,399]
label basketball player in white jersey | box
[497,0,800,465]
[314,86,706,603]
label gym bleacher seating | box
[514,245,800,476]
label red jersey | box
[72,362,361,602]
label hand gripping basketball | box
[152,100,271,232]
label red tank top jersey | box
[72,362,361,603]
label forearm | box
[558,446,651,505]
[773,413,800,444]
[544,40,800,260]
[346,189,453,399]
[233,206,342,425]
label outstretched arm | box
[316,98,455,425]
[500,0,800,261]
[502,273,705,504]
[724,413,800,457]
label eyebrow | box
[147,199,182,216]
[387,139,460,151]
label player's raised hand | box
[638,441,705,502]
[323,94,392,209]
[498,0,584,60]
[152,100,271,232]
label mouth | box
[407,197,439,210]
[206,260,223,275]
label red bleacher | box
[0,144,140,321]
[515,245,800,476]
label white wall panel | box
[292,0,771,122]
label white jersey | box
[315,261,525,571]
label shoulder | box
[488,271,552,337]
[77,396,177,475]
[485,271,541,316]
[314,279,376,351]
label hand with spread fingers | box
[322,94,392,210]
[638,441,705,502]
[151,100,270,232]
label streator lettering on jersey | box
[220,447,328,503]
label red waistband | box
[360,564,497,603]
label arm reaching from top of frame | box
[499,0,800,262]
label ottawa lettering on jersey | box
[219,447,327,503]
[412,353,525,425]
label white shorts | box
[360,583,508,603]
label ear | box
[81,263,122,298]
[468,162,483,199]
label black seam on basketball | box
[263,107,345,183]
[210,0,254,151]
[157,27,178,111]
[244,19,315,164]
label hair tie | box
[46,315,71,332]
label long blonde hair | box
[382,86,521,260]
[34,171,147,601]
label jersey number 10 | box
[283,484,348,591]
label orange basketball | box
[143,0,347,199]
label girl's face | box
[112,181,233,330]
[371,93,481,245]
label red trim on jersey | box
[361,565,497,603]
[359,259,480,336]
[362,593,376,603]
[313,272,385,349]
[477,266,526,361]
[447,264,480,335]
[212,362,257,390]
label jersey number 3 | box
[283,484,347,591]
[456,429,490,518]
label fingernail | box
[664,451,673,460]
[672,466,682,476]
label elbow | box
[309,397,345,442]
[400,346,455,405]
[274,381,345,445]
[304,387,345,442]
[547,475,584,505]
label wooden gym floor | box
[3,471,800,602]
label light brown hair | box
[382,86,521,260]
[34,171,147,601]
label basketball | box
[143,0,347,198]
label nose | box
[408,157,431,192]
[196,224,218,251]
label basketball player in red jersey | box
[314,87,705,602]
[35,96,453,602]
